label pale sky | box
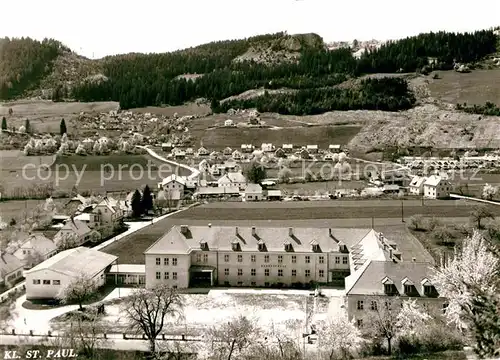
[2,0,498,59]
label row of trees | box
[130,185,154,218]
[456,101,500,116]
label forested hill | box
[0,29,498,115]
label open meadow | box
[101,199,487,264]
[189,124,361,151]
[428,69,500,106]
[130,103,211,117]
[0,100,119,134]
[0,153,190,196]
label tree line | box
[456,101,500,116]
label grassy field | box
[0,199,66,222]
[102,199,488,264]
[0,150,55,170]
[190,124,361,151]
[130,103,211,117]
[0,153,191,196]
[0,100,118,134]
[428,69,500,106]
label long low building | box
[25,247,117,300]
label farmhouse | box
[423,175,451,199]
[0,252,24,288]
[245,184,263,201]
[224,119,235,127]
[218,172,247,189]
[197,147,209,157]
[25,247,117,300]
[91,197,124,229]
[261,143,274,152]
[53,219,99,248]
[12,234,57,269]
[173,148,186,159]
[329,145,341,153]
[409,176,426,196]
[223,147,233,156]
[185,147,194,156]
[162,142,173,152]
[283,144,294,153]
[231,150,242,160]
[159,174,187,203]
[306,145,318,153]
[241,144,253,153]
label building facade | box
[423,175,451,199]
[143,225,380,289]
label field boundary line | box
[449,193,500,206]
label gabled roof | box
[0,252,23,278]
[145,225,375,255]
[245,184,262,194]
[25,247,117,278]
[424,175,447,187]
[162,174,186,186]
[56,219,92,237]
[346,260,439,296]
[218,172,247,184]
[410,176,426,187]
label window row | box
[155,257,178,266]
[32,279,61,285]
[221,254,347,264]
[224,268,325,278]
[356,300,449,314]
[156,271,178,280]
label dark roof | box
[145,225,374,255]
[0,253,24,277]
[346,260,440,296]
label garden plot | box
[60,290,335,337]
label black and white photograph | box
[0,0,499,359]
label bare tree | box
[57,273,99,310]
[206,315,259,360]
[67,307,110,358]
[251,320,302,360]
[122,285,183,354]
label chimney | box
[251,226,256,236]
[208,223,212,228]
[288,227,293,237]
[235,227,239,236]
[389,248,393,259]
[328,228,332,237]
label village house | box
[409,176,426,196]
[274,148,286,158]
[224,119,235,127]
[12,234,57,269]
[25,247,117,300]
[90,197,124,229]
[198,159,210,173]
[159,174,187,204]
[306,145,318,153]
[241,144,253,153]
[300,148,310,159]
[223,147,233,156]
[173,148,186,160]
[244,184,264,201]
[161,142,173,152]
[0,251,24,289]
[218,172,247,189]
[329,144,341,153]
[53,218,99,249]
[282,144,294,153]
[185,147,194,156]
[209,164,222,176]
[266,189,283,201]
[231,150,242,160]
[223,160,240,173]
[210,151,221,160]
[261,143,274,152]
[423,175,451,199]
[197,147,209,157]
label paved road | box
[138,145,200,180]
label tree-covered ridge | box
[0,37,64,99]
[357,30,497,73]
[213,77,416,115]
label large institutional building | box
[144,223,447,323]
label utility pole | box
[371,216,374,229]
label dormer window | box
[310,240,320,252]
[231,240,240,251]
[402,277,415,295]
[404,285,413,294]
[258,240,266,252]
[200,240,208,251]
[284,241,293,252]
[382,276,397,295]
[424,285,433,295]
[421,278,436,296]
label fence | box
[3,329,207,342]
